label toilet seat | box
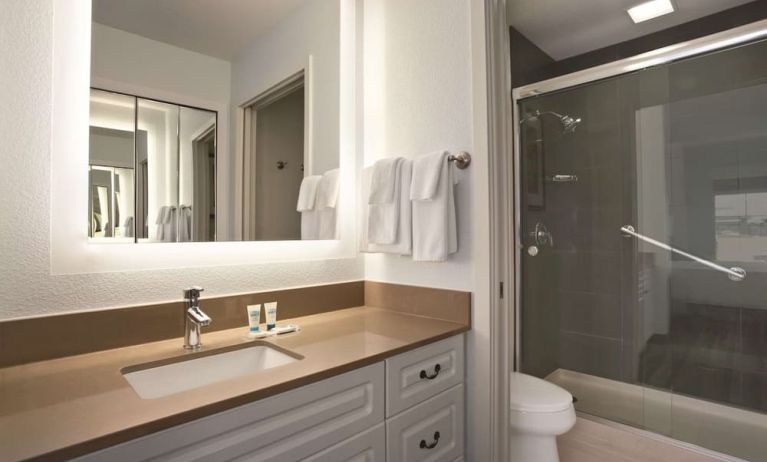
[509,372,572,413]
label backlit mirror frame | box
[50,0,358,274]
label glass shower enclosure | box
[515,32,767,461]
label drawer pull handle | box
[419,431,441,449]
[419,363,441,380]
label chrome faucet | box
[183,286,211,350]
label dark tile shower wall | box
[520,76,639,384]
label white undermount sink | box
[123,343,301,399]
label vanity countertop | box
[0,306,468,461]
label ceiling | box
[508,0,757,60]
[92,0,309,61]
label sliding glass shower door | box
[517,38,767,461]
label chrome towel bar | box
[620,225,746,282]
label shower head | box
[559,114,582,134]
[520,110,582,134]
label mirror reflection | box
[89,0,341,242]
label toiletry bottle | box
[264,302,278,331]
[247,304,262,334]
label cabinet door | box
[386,334,464,417]
[75,363,384,462]
[302,423,385,462]
[386,384,464,462]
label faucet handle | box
[187,306,211,326]
[184,286,204,305]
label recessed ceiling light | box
[627,0,675,23]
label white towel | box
[360,160,413,255]
[316,168,340,210]
[368,158,400,204]
[164,206,178,242]
[368,157,403,245]
[301,210,320,240]
[312,169,340,240]
[296,175,323,212]
[155,206,168,241]
[318,208,337,240]
[411,151,457,261]
[410,150,448,200]
[178,205,192,242]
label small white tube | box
[264,302,278,330]
[247,304,262,333]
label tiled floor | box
[558,418,734,462]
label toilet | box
[509,372,576,462]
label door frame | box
[484,0,514,461]
[238,61,313,241]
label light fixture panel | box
[627,0,675,23]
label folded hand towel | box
[368,158,400,204]
[411,153,457,261]
[368,157,404,245]
[316,169,340,210]
[410,150,448,201]
[360,161,413,255]
[296,175,323,212]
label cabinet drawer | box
[75,363,384,462]
[302,423,385,462]
[386,334,464,417]
[386,384,464,462]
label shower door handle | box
[620,225,746,282]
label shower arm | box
[620,225,746,282]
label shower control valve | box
[529,222,554,247]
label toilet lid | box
[509,372,573,412]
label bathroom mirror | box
[89,0,341,242]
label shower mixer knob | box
[529,222,553,247]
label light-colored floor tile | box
[558,418,732,462]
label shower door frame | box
[510,17,767,372]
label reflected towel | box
[318,208,337,240]
[296,175,323,212]
[312,169,339,240]
[178,205,192,242]
[155,206,168,241]
[123,217,134,238]
[301,210,320,240]
[411,151,457,261]
[163,206,178,242]
[316,169,340,210]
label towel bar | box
[448,151,472,169]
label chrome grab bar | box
[620,225,746,282]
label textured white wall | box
[0,0,362,319]
[361,0,492,459]
[362,0,476,291]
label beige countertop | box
[0,306,468,461]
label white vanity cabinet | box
[384,335,465,462]
[75,334,464,462]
